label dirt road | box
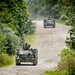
[0,21,70,75]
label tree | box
[0,0,36,55]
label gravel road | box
[0,21,70,75]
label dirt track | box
[0,21,70,75]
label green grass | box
[44,70,62,75]
[24,34,36,47]
[56,19,65,25]
[0,53,14,67]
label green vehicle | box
[43,17,55,28]
[16,43,38,65]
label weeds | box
[0,53,14,67]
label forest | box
[0,0,75,74]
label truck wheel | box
[33,59,37,65]
[53,24,55,28]
[44,24,46,28]
[16,59,21,65]
[32,57,37,65]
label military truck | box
[43,17,55,28]
[16,43,38,65]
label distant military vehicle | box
[43,17,55,28]
[16,43,38,65]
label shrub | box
[65,20,70,25]
[0,23,21,55]
[3,27,21,55]
[58,48,75,75]
[6,32,20,55]
[0,32,7,54]
[59,48,75,59]
[60,15,68,21]
[25,19,36,34]
[0,53,14,67]
[52,4,61,19]
[58,57,75,75]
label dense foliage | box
[0,0,35,55]
[27,0,75,23]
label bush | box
[6,32,20,55]
[60,15,68,21]
[65,20,70,25]
[25,19,36,34]
[58,57,75,75]
[0,23,21,55]
[58,48,75,75]
[0,53,14,67]
[0,32,7,54]
[3,27,21,55]
[59,48,75,59]
[52,4,61,19]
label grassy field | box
[24,34,36,47]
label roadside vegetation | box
[0,0,36,67]
[0,53,14,67]
[24,34,36,47]
[26,0,75,75]
[55,19,65,25]
[44,70,62,75]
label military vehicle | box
[43,17,55,28]
[16,43,38,65]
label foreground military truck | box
[16,43,38,65]
[43,17,55,28]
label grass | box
[44,70,62,75]
[0,53,14,67]
[24,34,36,47]
[55,19,66,25]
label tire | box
[53,24,55,28]
[33,58,37,65]
[16,59,21,65]
[44,24,46,28]
[33,59,37,65]
[53,21,55,28]
[16,62,21,65]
